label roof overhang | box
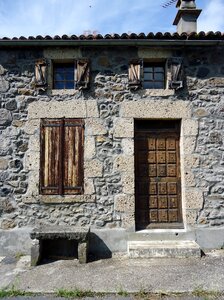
[0,39,224,47]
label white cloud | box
[198,0,224,32]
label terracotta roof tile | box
[0,31,224,41]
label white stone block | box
[114,118,133,138]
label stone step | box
[128,240,201,258]
[128,230,195,242]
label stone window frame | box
[23,99,99,204]
[135,48,175,97]
[128,58,175,97]
[48,59,90,92]
[42,48,89,95]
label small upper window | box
[143,63,165,89]
[128,60,165,90]
[53,60,90,90]
[53,63,75,89]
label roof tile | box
[0,31,224,42]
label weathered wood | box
[40,119,62,194]
[63,119,84,194]
[40,118,84,195]
[168,57,184,90]
[35,59,47,88]
[128,60,142,88]
[135,120,182,229]
[76,59,90,89]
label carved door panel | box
[135,120,182,229]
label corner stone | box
[0,78,9,92]
[0,158,8,170]
[0,109,12,126]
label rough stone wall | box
[0,45,224,233]
[186,47,224,227]
[0,49,42,230]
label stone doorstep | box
[128,240,201,258]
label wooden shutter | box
[63,119,84,195]
[40,119,62,195]
[128,60,142,89]
[35,59,47,88]
[76,59,90,89]
[168,57,184,90]
[40,119,84,195]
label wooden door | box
[135,120,182,230]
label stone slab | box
[128,230,196,242]
[121,100,191,119]
[30,226,90,242]
[28,100,87,119]
[128,240,201,258]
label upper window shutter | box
[63,119,84,195]
[128,60,142,89]
[168,57,184,90]
[40,119,62,195]
[76,59,90,89]
[40,118,84,196]
[35,59,48,89]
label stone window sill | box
[142,89,175,97]
[50,89,79,96]
[22,194,95,204]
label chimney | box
[173,0,202,34]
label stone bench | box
[30,226,90,266]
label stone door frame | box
[116,99,203,231]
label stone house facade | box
[0,0,224,258]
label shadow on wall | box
[88,232,112,261]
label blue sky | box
[0,0,223,38]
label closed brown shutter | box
[63,119,84,194]
[40,119,62,195]
[168,57,184,90]
[128,60,142,89]
[35,59,48,88]
[76,59,90,89]
[40,119,84,195]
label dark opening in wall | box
[40,239,78,262]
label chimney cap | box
[173,8,202,26]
